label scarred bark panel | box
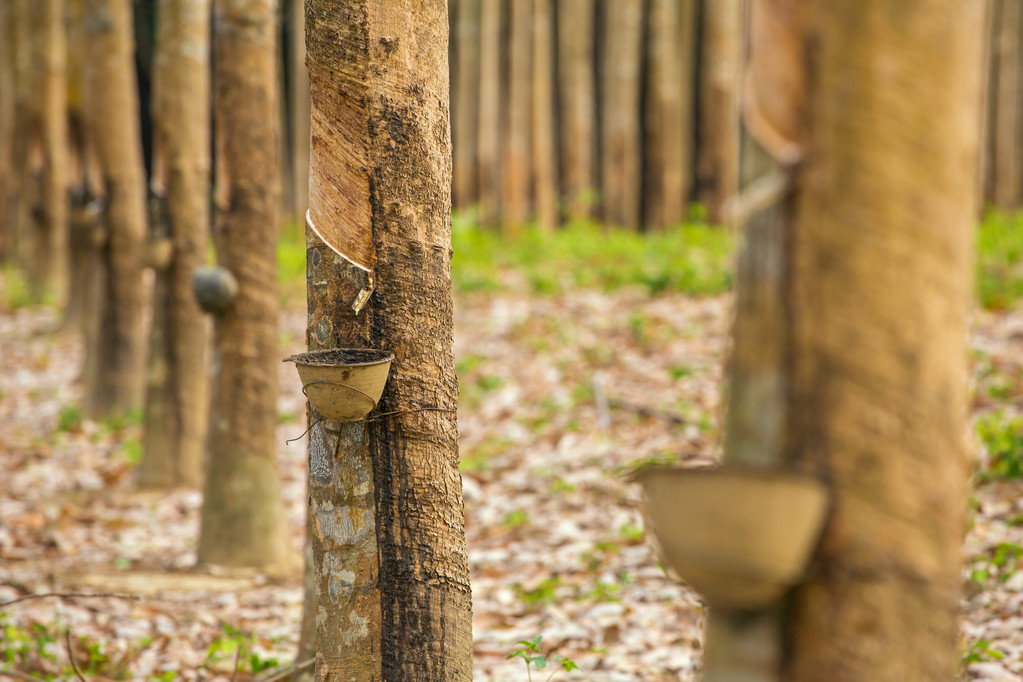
[305,1,472,680]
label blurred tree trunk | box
[477,0,501,226]
[197,0,291,573]
[696,0,740,224]
[303,0,473,678]
[139,0,211,490]
[81,0,147,417]
[20,0,68,302]
[0,0,15,262]
[289,0,310,222]
[557,0,595,222]
[530,0,557,230]
[501,0,531,233]
[600,0,643,229]
[10,0,34,267]
[62,0,98,335]
[990,0,1023,209]
[452,0,479,210]
[644,0,690,230]
[715,1,984,680]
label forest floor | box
[1,248,1023,680]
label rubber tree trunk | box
[0,0,15,262]
[476,0,501,226]
[696,0,740,224]
[452,0,479,210]
[643,0,689,230]
[289,0,310,222]
[990,0,1023,209]
[557,0,595,223]
[81,0,148,418]
[530,0,557,231]
[196,0,291,574]
[600,0,643,229]
[303,0,473,678]
[715,1,984,680]
[139,0,211,490]
[25,0,69,302]
[501,0,531,233]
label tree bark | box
[530,0,557,231]
[303,0,473,678]
[81,0,148,417]
[557,0,595,223]
[696,0,740,224]
[197,0,291,573]
[452,0,479,210]
[644,0,688,230]
[501,0,531,233]
[289,0,311,222]
[600,0,643,229]
[990,0,1023,209]
[717,1,985,680]
[139,0,211,490]
[0,0,15,262]
[476,0,501,226]
[20,0,69,301]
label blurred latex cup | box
[284,348,394,421]
[640,466,828,610]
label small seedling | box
[56,405,85,434]
[513,577,562,610]
[503,509,530,529]
[963,639,1005,665]
[975,412,1023,480]
[507,636,578,681]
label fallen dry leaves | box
[0,278,1020,680]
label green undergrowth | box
[275,206,1023,306]
[451,213,733,296]
[978,209,1023,310]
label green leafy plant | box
[975,412,1023,480]
[507,636,578,681]
[513,577,562,610]
[203,624,281,675]
[963,639,1006,665]
[56,404,85,434]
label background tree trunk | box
[501,0,531,233]
[530,0,557,231]
[477,0,501,227]
[600,0,643,229]
[557,0,595,223]
[0,0,15,262]
[452,0,480,210]
[81,0,148,417]
[644,0,688,230]
[990,0,1023,209]
[139,0,211,490]
[697,0,740,223]
[717,1,985,680]
[303,0,473,678]
[289,0,310,222]
[197,0,291,574]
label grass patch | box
[975,411,1023,481]
[978,209,1023,310]
[451,213,733,296]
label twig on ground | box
[256,657,316,682]
[64,630,87,682]
[0,671,49,682]
[0,592,141,609]
[608,398,687,426]
[230,645,242,682]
